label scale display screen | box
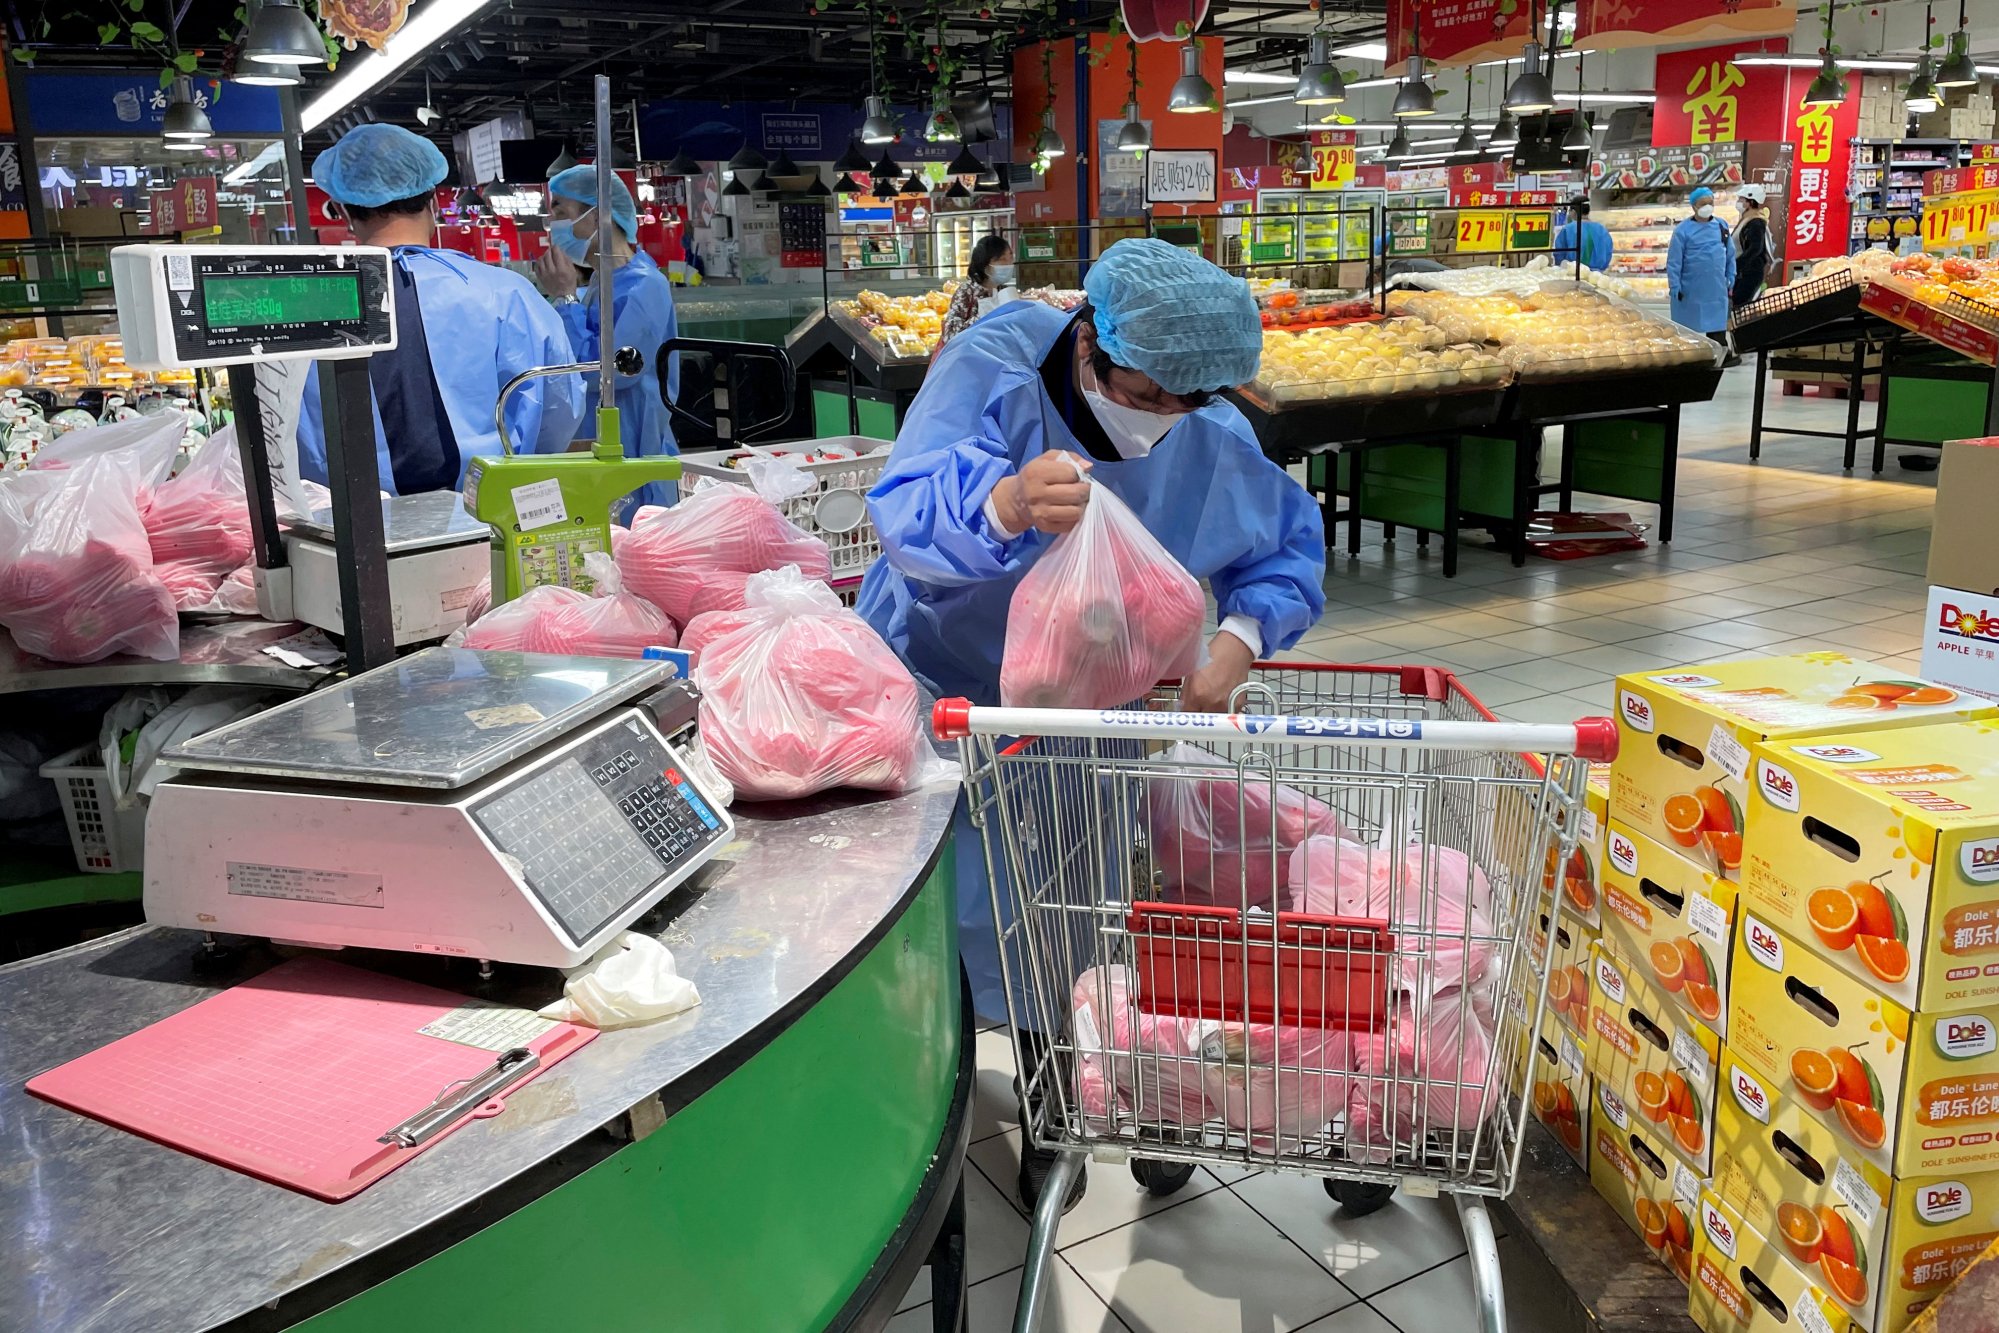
[202,272,363,328]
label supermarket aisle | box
[892,366,1939,1333]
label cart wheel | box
[1130,1159,1197,1197]
[1325,1179,1397,1218]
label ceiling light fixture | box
[1801,0,1847,107]
[301,0,497,131]
[1505,0,1557,113]
[1937,0,1978,87]
[1294,29,1346,106]
[860,95,899,145]
[1167,39,1219,113]
[1034,108,1066,156]
[242,0,326,67]
[835,139,872,173]
[162,77,214,141]
[663,149,702,176]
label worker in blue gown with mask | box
[858,238,1327,1211]
[535,165,680,519]
[297,124,585,494]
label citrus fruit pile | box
[1806,875,1912,985]
[1661,783,1742,876]
[1634,1066,1707,1157]
[1647,935,1722,1025]
[1789,1044,1888,1156]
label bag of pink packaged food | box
[1342,987,1499,1166]
[1286,836,1497,997]
[1148,743,1351,909]
[459,584,590,651]
[999,469,1203,709]
[520,553,677,658]
[617,484,831,625]
[141,426,252,611]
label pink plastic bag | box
[1287,836,1497,997]
[692,566,939,801]
[1343,988,1499,1166]
[679,607,757,666]
[1000,469,1203,708]
[617,485,831,625]
[1148,743,1350,909]
[0,450,178,663]
[459,583,590,651]
[521,553,677,658]
[142,426,252,611]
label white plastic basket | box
[39,745,146,874]
[679,437,889,577]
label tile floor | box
[892,366,1939,1332]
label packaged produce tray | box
[1859,279,1999,367]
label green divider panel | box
[1457,435,1521,516]
[1352,442,1448,531]
[297,859,959,1333]
[1569,419,1668,504]
[1883,373,1990,445]
[811,388,899,442]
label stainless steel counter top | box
[0,776,959,1333]
[0,619,334,696]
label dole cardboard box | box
[1919,587,1999,705]
[1588,1086,1698,1287]
[1610,654,1992,877]
[1528,1004,1591,1169]
[1742,720,1999,1014]
[1715,1049,1999,1332]
[1584,944,1722,1176]
[1602,819,1738,1039]
[1521,902,1599,1041]
[1728,909,1999,1179]
[1689,1191,1857,1333]
[1541,763,1610,932]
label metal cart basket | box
[933,663,1616,1333]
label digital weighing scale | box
[284,491,491,646]
[144,647,734,969]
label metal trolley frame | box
[934,663,1617,1333]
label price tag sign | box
[1506,210,1553,251]
[1830,1156,1883,1229]
[1455,210,1507,253]
[1310,143,1356,191]
[1671,1030,1713,1088]
[1686,892,1731,947]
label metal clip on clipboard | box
[378,1047,541,1148]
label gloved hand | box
[992,450,1092,536]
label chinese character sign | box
[1682,61,1744,144]
[1308,129,1355,191]
[1652,44,1789,144]
[1388,0,1534,66]
[1784,73,1857,263]
[176,176,218,230]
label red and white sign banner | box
[1388,0,1536,67]
[1651,44,1792,145]
[1575,0,1796,52]
[1786,74,1858,264]
[1925,165,1999,198]
[175,176,218,232]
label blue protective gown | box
[1666,215,1736,335]
[558,250,681,517]
[1551,219,1613,272]
[856,300,1328,1022]
[298,246,585,493]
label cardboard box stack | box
[1920,438,1999,705]
[1854,75,1905,141]
[1589,653,1996,1322]
[1526,766,1608,1170]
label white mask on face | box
[1078,361,1185,457]
[990,263,1016,287]
[1695,205,1715,221]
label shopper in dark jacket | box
[1731,184,1774,310]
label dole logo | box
[1608,830,1638,877]
[1792,743,1880,764]
[1599,1082,1630,1130]
[1731,1064,1772,1123]
[1935,1013,1997,1060]
[1938,602,1999,643]
[1619,689,1654,733]
[1596,956,1628,1003]
[1701,1201,1738,1258]
[1917,1181,1973,1224]
[1744,914,1785,971]
[1649,673,1720,689]
[1961,836,1999,885]
[1757,759,1800,813]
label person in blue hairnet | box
[297,124,585,495]
[1552,195,1613,273]
[1667,185,1735,345]
[857,237,1326,1211]
[535,164,680,518]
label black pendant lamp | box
[834,173,863,194]
[768,150,802,178]
[722,175,750,196]
[726,143,767,173]
[663,149,702,177]
[871,150,902,179]
[835,138,873,173]
[946,143,982,177]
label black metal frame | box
[657,337,799,448]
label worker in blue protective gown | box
[1666,185,1736,340]
[535,164,680,519]
[1552,195,1613,272]
[857,238,1327,1211]
[297,124,585,495]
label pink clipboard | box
[26,957,596,1201]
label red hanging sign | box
[1785,73,1858,264]
[149,187,180,236]
[1387,0,1536,67]
[174,176,218,232]
[1651,44,1793,146]
[1575,0,1797,52]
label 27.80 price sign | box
[1455,210,1507,252]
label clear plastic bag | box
[1000,472,1204,708]
[1343,987,1499,1166]
[617,484,832,625]
[0,418,182,663]
[141,425,252,611]
[522,552,677,658]
[1287,836,1497,998]
[458,583,590,651]
[692,565,955,801]
[1147,743,1352,910]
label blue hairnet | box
[547,164,639,244]
[1689,186,1715,206]
[312,124,448,207]
[1082,238,1260,394]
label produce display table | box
[1728,275,1902,468]
[0,778,969,1333]
[785,308,929,439]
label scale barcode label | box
[512,478,570,530]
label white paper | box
[253,358,313,523]
[1072,1006,1103,1054]
[1671,1030,1712,1087]
[1686,892,1731,946]
[1830,1155,1884,1230]
[1794,1298,1838,1333]
[1707,724,1751,782]
[1579,808,1600,845]
[1672,1161,1701,1205]
[420,999,559,1052]
[1560,1033,1586,1079]
[511,477,569,530]
[260,629,343,668]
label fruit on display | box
[1258,286,1379,328]
[1543,843,1596,915]
[1253,320,1506,402]
[832,287,952,359]
[1391,285,1715,377]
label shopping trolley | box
[932,663,1617,1333]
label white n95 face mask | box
[1695,205,1714,221]
[1079,363,1185,457]
[990,263,1017,287]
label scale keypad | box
[601,750,720,862]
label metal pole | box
[279,85,312,243]
[594,74,617,420]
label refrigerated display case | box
[1256,190,1381,264]
[932,209,1014,282]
